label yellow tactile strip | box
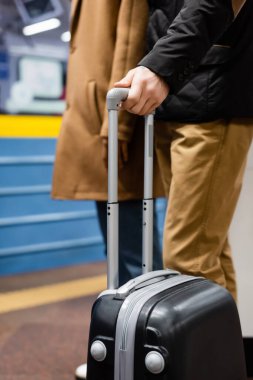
[0,115,62,137]
[0,274,106,314]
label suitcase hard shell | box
[86,88,247,380]
[87,275,246,380]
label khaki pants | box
[155,119,253,301]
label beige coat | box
[52,0,165,201]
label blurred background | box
[0,1,252,379]
[0,0,168,275]
[0,1,167,379]
[0,0,69,115]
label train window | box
[6,56,64,114]
[20,57,62,99]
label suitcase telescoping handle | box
[106,88,155,289]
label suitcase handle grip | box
[106,87,129,110]
[115,269,179,298]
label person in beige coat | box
[52,0,165,281]
[52,0,164,202]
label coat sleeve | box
[139,0,234,93]
[100,0,149,142]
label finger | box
[121,80,144,111]
[127,98,151,115]
[138,99,158,116]
[121,67,153,111]
[125,93,148,115]
[114,69,135,88]
[124,91,156,115]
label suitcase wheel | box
[90,340,107,362]
[145,351,165,374]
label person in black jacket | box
[115,0,253,301]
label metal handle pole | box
[107,110,119,289]
[106,88,129,289]
[142,114,154,273]
[106,88,155,286]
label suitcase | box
[86,88,247,380]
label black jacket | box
[139,0,253,122]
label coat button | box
[90,340,107,362]
[145,351,165,374]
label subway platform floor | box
[0,262,252,380]
[0,262,106,380]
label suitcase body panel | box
[134,279,246,380]
[87,294,122,379]
[87,274,247,380]
[87,271,179,379]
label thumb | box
[114,69,135,88]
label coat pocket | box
[85,80,102,135]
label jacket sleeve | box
[100,0,149,142]
[138,0,234,93]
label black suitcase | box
[86,88,247,380]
